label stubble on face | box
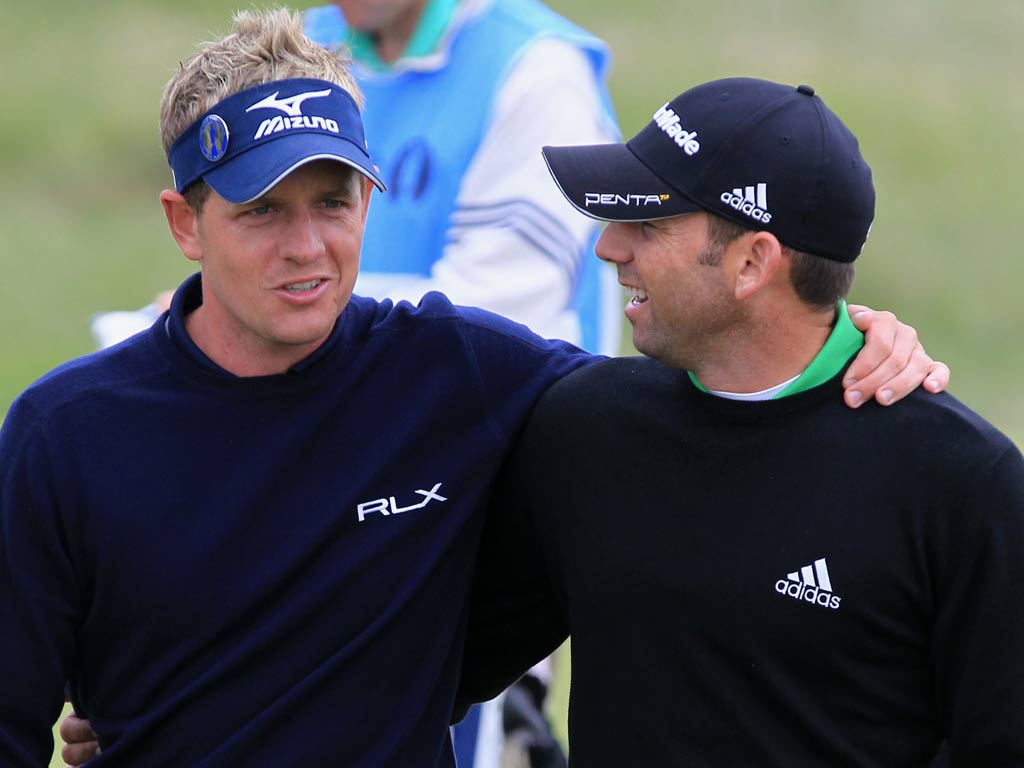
[628,216,741,371]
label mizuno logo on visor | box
[246,89,332,117]
[246,89,338,140]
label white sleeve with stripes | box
[369,37,617,345]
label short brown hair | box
[704,214,854,309]
[161,8,363,210]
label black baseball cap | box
[543,77,874,262]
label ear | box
[160,189,203,264]
[359,177,374,225]
[732,231,783,301]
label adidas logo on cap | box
[774,557,842,610]
[720,182,771,223]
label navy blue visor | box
[167,78,385,203]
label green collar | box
[348,0,460,71]
[687,300,865,398]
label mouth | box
[282,279,325,294]
[625,285,649,305]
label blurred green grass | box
[3,1,1022,444]
[0,2,1019,764]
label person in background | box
[303,0,622,357]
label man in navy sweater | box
[6,12,946,767]
[462,79,1024,766]
[0,10,589,766]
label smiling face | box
[162,160,373,376]
[596,212,741,370]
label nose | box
[283,209,326,263]
[595,222,632,265]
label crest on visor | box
[199,115,230,162]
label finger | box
[924,360,950,393]
[845,302,870,318]
[855,340,920,405]
[869,348,935,406]
[846,350,948,408]
[58,716,95,745]
[61,740,101,767]
[844,311,918,395]
[843,309,902,388]
[845,342,922,408]
[59,712,97,744]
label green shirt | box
[347,0,460,70]
[689,300,865,398]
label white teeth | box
[626,286,649,303]
[285,279,322,293]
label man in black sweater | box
[463,78,1024,766]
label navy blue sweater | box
[0,274,591,767]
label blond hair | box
[159,8,363,154]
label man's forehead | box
[636,211,705,230]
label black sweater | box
[464,355,1024,767]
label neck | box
[371,0,430,62]
[691,304,836,394]
[184,306,324,377]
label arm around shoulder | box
[456,424,568,718]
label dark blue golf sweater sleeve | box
[0,398,79,765]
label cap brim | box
[542,143,702,222]
[204,132,386,204]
